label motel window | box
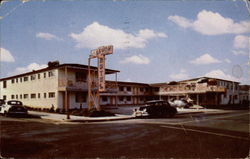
[20,77,22,82]
[16,95,18,99]
[3,81,7,88]
[38,74,40,79]
[76,72,87,82]
[49,92,55,98]
[3,95,6,100]
[48,71,54,77]
[126,96,131,101]
[119,86,124,91]
[235,85,238,90]
[44,72,46,78]
[234,95,238,100]
[127,87,131,92]
[31,94,36,99]
[75,93,87,103]
[44,93,47,98]
[119,96,124,101]
[11,79,15,84]
[38,93,40,98]
[20,94,22,99]
[140,88,144,92]
[24,94,28,99]
[31,75,36,81]
[102,96,108,102]
[24,76,28,82]
[140,97,144,101]
[11,95,15,99]
[16,78,18,83]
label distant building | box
[239,85,250,105]
[151,77,243,106]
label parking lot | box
[0,109,249,158]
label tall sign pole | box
[87,45,113,111]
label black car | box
[134,100,177,118]
[0,100,28,116]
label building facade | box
[0,63,249,110]
[0,63,119,110]
[100,81,154,107]
[152,77,242,106]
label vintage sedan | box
[0,100,28,116]
[133,100,177,118]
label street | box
[0,110,249,158]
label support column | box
[115,72,118,108]
[65,66,70,119]
[196,94,199,105]
[215,93,218,105]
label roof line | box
[0,63,119,81]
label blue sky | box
[0,0,249,84]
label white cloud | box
[190,53,221,65]
[0,48,15,62]
[69,22,167,49]
[8,63,47,76]
[36,32,61,40]
[169,69,190,80]
[168,15,192,28]
[120,54,150,64]
[232,50,248,56]
[224,58,231,63]
[168,10,250,35]
[138,29,167,39]
[205,69,239,82]
[233,35,249,49]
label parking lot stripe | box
[173,112,250,125]
[161,125,250,141]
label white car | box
[0,100,28,116]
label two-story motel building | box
[0,63,119,111]
[152,77,242,106]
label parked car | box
[133,100,177,118]
[0,100,28,116]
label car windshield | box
[7,100,23,106]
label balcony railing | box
[104,82,118,93]
[58,79,88,91]
[158,84,226,95]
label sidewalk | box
[28,111,135,122]
[28,108,225,122]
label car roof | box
[7,100,23,104]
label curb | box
[64,116,135,122]
[176,111,204,115]
[28,111,135,122]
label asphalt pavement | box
[0,109,249,158]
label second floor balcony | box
[158,84,226,95]
[58,79,88,91]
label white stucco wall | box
[0,69,58,109]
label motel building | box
[0,62,120,111]
[152,77,242,106]
[102,81,156,107]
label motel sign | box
[90,45,113,92]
